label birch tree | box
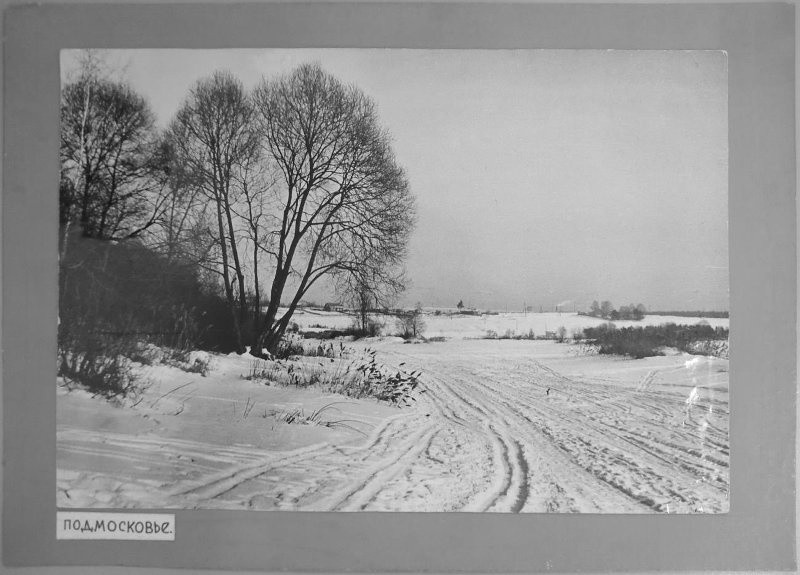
[60,54,165,244]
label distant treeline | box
[647,311,729,318]
[582,323,729,359]
[582,301,646,321]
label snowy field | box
[57,313,729,513]
[292,309,729,339]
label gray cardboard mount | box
[2,2,796,572]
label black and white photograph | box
[56,48,729,514]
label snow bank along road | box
[58,340,729,513]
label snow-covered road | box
[58,340,729,513]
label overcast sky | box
[62,49,728,312]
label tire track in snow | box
[462,423,512,512]
[172,442,335,501]
[305,421,438,511]
[384,349,530,513]
[510,440,530,513]
[73,340,726,512]
[340,411,419,459]
[470,359,727,511]
[388,349,651,513]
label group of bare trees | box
[60,54,168,246]
[587,300,646,321]
[60,53,415,359]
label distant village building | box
[323,302,345,312]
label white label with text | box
[57,512,175,540]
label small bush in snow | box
[685,339,729,359]
[274,335,307,359]
[267,402,365,434]
[185,351,212,376]
[246,349,423,406]
[131,342,164,366]
[58,319,146,399]
[59,347,144,400]
[164,348,213,376]
[395,308,426,339]
[347,350,422,406]
[245,358,283,382]
[274,336,348,360]
[353,317,383,338]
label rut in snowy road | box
[155,341,729,512]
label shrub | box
[245,350,422,406]
[274,335,307,359]
[193,291,239,352]
[345,351,422,405]
[131,342,165,366]
[582,323,729,359]
[267,402,365,434]
[58,332,144,399]
[184,350,212,375]
[273,336,348,360]
[395,309,425,339]
[58,234,227,395]
[346,316,383,338]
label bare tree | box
[396,304,426,339]
[341,266,405,336]
[168,71,261,353]
[231,145,280,344]
[252,63,415,354]
[350,281,376,336]
[60,55,166,245]
[145,138,215,267]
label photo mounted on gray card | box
[57,48,729,513]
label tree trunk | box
[250,235,261,354]
[214,187,245,354]
[222,191,248,346]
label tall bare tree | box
[60,55,166,245]
[235,151,282,340]
[145,138,215,267]
[168,71,261,353]
[252,64,415,354]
